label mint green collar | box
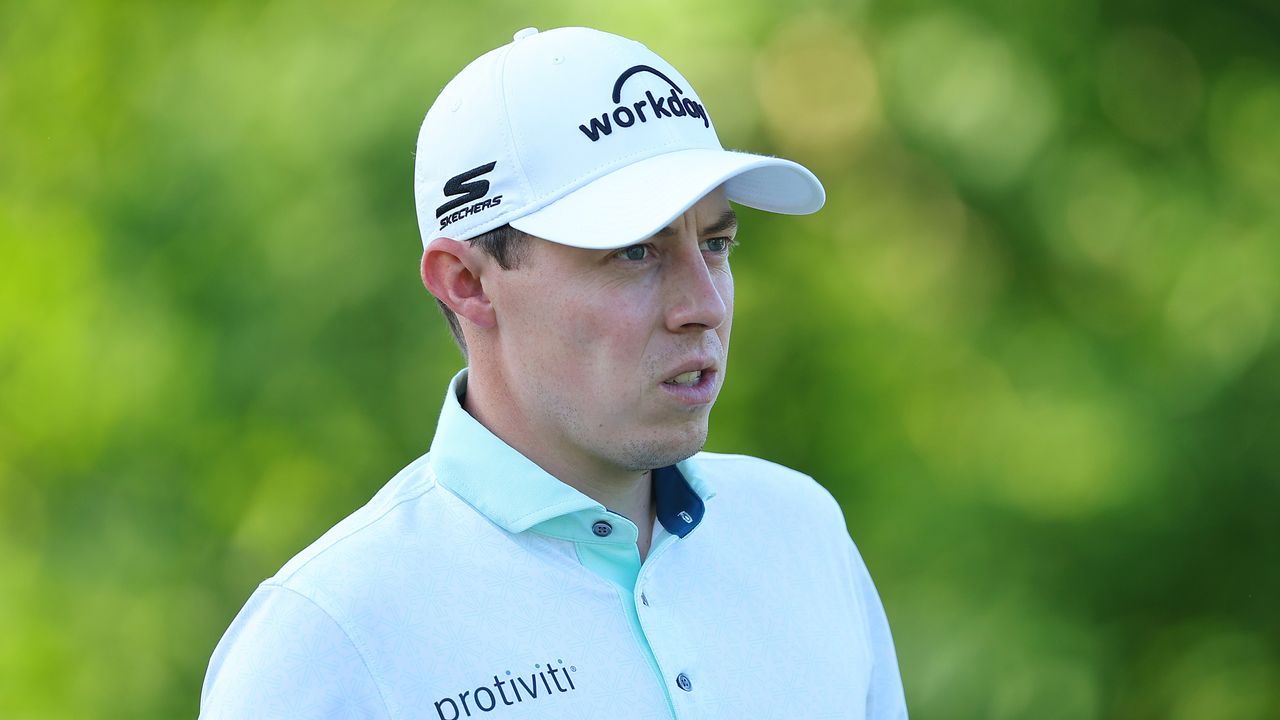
[427,369,714,541]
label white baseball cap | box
[414,26,825,250]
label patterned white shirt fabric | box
[200,368,908,719]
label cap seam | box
[430,43,523,244]
[494,40,527,227]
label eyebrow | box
[653,209,738,238]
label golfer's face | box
[495,188,736,472]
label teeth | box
[666,370,702,386]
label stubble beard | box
[606,414,711,472]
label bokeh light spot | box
[754,13,881,167]
[1163,232,1277,395]
[1097,28,1203,146]
[1209,65,1280,199]
[882,10,1058,188]
[1150,627,1279,720]
[904,338,1154,519]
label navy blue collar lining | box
[653,465,705,538]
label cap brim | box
[508,148,825,249]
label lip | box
[659,361,719,406]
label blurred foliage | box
[2,0,1279,717]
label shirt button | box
[676,673,693,692]
[591,520,613,537]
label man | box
[200,26,906,719]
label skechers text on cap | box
[414,26,826,251]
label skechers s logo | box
[437,161,503,230]
[577,64,711,142]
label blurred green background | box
[3,0,1278,717]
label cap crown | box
[414,27,723,246]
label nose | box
[664,244,729,332]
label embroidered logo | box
[434,659,579,719]
[577,64,711,142]
[437,161,503,230]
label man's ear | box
[421,237,497,329]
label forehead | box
[652,193,736,240]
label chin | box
[616,424,709,471]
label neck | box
[461,365,657,558]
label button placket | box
[635,536,698,710]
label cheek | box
[717,275,734,351]
[498,285,575,366]
[513,287,650,370]
[720,271,735,316]
[536,294,654,416]
[575,281,662,350]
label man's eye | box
[618,245,648,261]
[704,237,734,253]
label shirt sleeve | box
[200,583,390,720]
[849,541,909,719]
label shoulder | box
[687,451,839,504]
[200,582,390,718]
[261,451,493,614]
[683,451,847,530]
[271,452,439,585]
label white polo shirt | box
[200,369,907,719]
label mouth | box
[659,365,718,406]
[663,369,705,387]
